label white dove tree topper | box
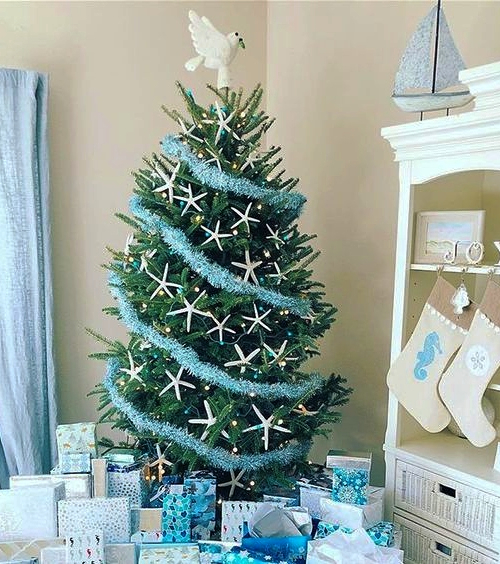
[185,10,245,89]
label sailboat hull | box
[392,91,474,112]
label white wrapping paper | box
[307,529,403,564]
[320,487,384,530]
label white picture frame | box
[413,210,486,264]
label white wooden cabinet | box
[382,61,500,563]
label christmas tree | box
[91,81,351,498]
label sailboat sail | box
[435,11,467,91]
[394,6,436,94]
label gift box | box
[40,546,66,564]
[327,450,372,506]
[58,497,131,543]
[10,473,91,499]
[242,535,309,564]
[147,475,182,508]
[0,538,64,562]
[315,520,396,548]
[315,521,353,538]
[131,508,162,533]
[138,543,200,563]
[184,470,216,540]
[161,485,191,543]
[221,501,284,543]
[222,547,281,564]
[299,486,330,520]
[131,530,163,543]
[60,452,92,474]
[108,468,145,507]
[91,458,108,497]
[0,483,65,541]
[198,541,240,564]
[262,493,299,507]
[320,486,384,530]
[103,447,142,466]
[65,530,104,564]
[307,528,403,563]
[56,422,97,458]
[105,543,137,564]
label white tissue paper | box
[307,529,404,564]
[320,487,384,530]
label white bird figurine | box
[185,10,245,89]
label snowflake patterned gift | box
[320,487,384,530]
[327,450,372,505]
[161,485,192,543]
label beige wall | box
[267,1,500,484]
[2,1,500,485]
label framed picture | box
[413,210,486,264]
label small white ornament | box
[158,366,196,401]
[231,249,262,285]
[188,399,230,441]
[224,344,261,373]
[174,183,207,216]
[119,351,145,384]
[450,282,471,315]
[201,220,233,251]
[231,203,260,232]
[219,469,246,498]
[184,10,245,90]
[242,303,272,333]
[206,313,236,342]
[242,404,291,451]
[166,290,211,332]
[466,241,485,265]
[147,263,183,300]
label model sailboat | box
[392,1,473,113]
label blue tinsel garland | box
[104,358,311,471]
[129,196,310,317]
[161,135,306,214]
[108,270,324,400]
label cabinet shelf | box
[410,263,500,275]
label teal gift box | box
[184,470,216,540]
[161,485,191,543]
[315,520,396,548]
[327,451,372,506]
[198,541,240,564]
[223,547,281,564]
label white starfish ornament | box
[201,220,232,252]
[231,250,262,285]
[166,290,211,332]
[219,469,246,498]
[242,303,272,333]
[188,400,230,441]
[147,263,182,300]
[159,366,196,401]
[120,351,145,384]
[185,11,245,89]
[224,344,261,373]
[206,314,236,342]
[242,404,291,451]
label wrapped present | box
[131,508,162,533]
[315,520,396,548]
[147,475,182,508]
[242,505,311,564]
[198,541,240,564]
[56,422,97,458]
[60,452,92,474]
[40,546,66,564]
[2,560,36,564]
[91,458,108,497]
[10,473,91,499]
[320,486,384,530]
[58,497,131,543]
[105,543,136,564]
[299,487,330,520]
[65,530,104,564]
[103,447,142,466]
[221,501,284,543]
[138,543,200,563]
[307,528,403,563]
[262,492,299,507]
[0,483,65,541]
[327,451,372,506]
[108,468,145,507]
[161,485,191,543]
[184,470,216,540]
[0,539,64,562]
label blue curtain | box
[0,69,57,487]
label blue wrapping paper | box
[147,475,182,508]
[315,520,396,548]
[223,547,281,564]
[241,534,310,564]
[198,541,240,564]
[161,486,191,543]
[331,468,369,505]
[60,452,92,474]
[184,470,216,540]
